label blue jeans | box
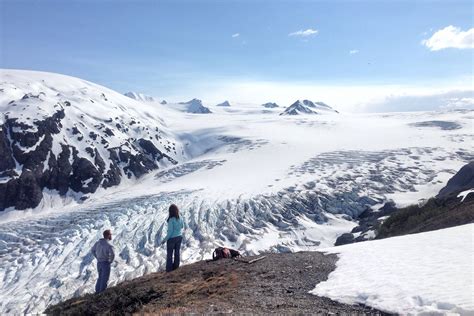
[95,261,111,293]
[166,236,182,272]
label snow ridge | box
[124,91,155,103]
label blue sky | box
[1,0,473,111]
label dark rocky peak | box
[262,102,279,108]
[437,161,474,199]
[216,101,231,107]
[179,99,212,114]
[301,100,316,107]
[281,99,338,115]
[180,98,202,105]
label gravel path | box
[46,252,387,315]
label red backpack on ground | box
[212,247,241,261]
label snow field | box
[312,224,474,315]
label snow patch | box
[312,224,474,315]
[458,189,474,202]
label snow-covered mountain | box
[177,98,212,114]
[124,91,155,103]
[262,102,279,108]
[216,100,231,107]
[0,70,473,314]
[281,99,338,115]
[0,70,182,211]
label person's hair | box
[167,204,179,222]
[103,230,112,238]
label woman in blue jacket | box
[162,204,184,272]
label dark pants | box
[166,236,182,272]
[95,261,111,293]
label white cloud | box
[443,97,474,109]
[289,29,319,37]
[232,33,240,38]
[349,49,359,55]
[366,89,474,112]
[422,25,474,51]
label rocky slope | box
[45,252,385,315]
[0,70,182,211]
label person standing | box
[91,229,115,293]
[162,204,184,272]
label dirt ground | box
[45,252,387,315]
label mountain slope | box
[0,70,182,211]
